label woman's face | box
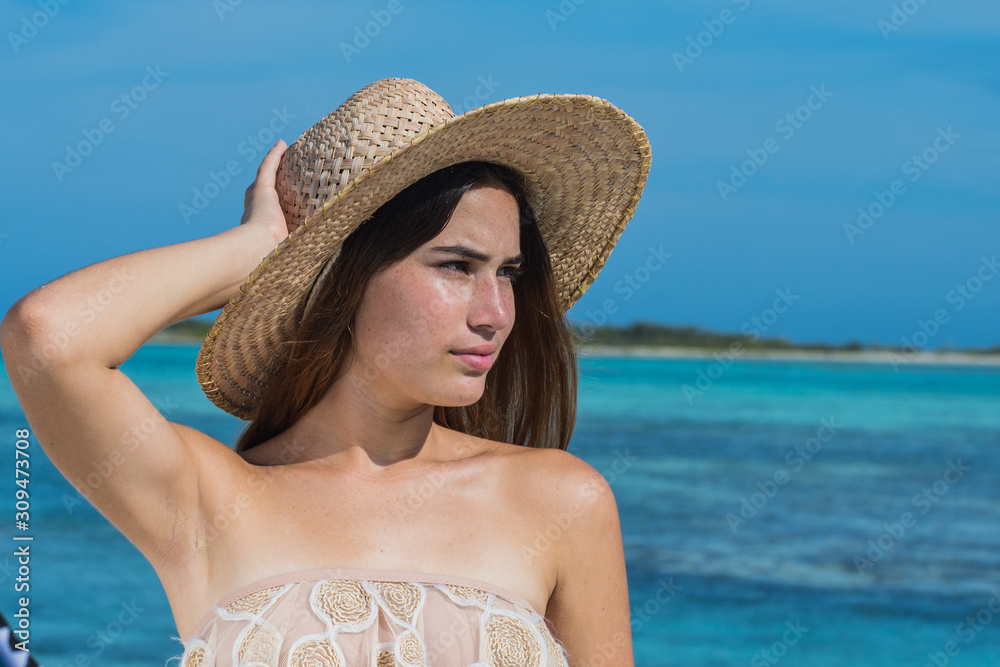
[348,182,523,408]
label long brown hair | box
[234,162,579,454]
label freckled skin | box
[255,182,525,473]
[22,133,569,640]
[165,183,553,638]
[347,183,522,410]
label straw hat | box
[195,77,651,419]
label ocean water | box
[1,343,998,666]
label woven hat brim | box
[196,93,652,419]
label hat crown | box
[276,78,455,227]
[198,77,652,419]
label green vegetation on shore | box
[151,318,215,342]
[151,318,1000,355]
[572,321,1000,355]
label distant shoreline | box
[147,336,1000,367]
[578,345,1000,366]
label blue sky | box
[2,0,998,349]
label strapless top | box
[173,567,572,667]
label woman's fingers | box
[239,140,289,227]
[237,140,294,241]
[254,139,288,189]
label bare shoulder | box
[517,449,631,663]
[489,445,622,566]
[500,445,618,514]
[454,436,617,528]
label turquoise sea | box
[1,343,998,666]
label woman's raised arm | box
[4,139,291,369]
[0,140,290,564]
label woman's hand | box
[240,139,296,244]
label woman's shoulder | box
[492,440,602,474]
[483,441,616,508]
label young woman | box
[1,78,650,666]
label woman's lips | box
[450,352,493,371]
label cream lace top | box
[174,567,572,667]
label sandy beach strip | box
[578,345,1000,367]
[147,335,1000,368]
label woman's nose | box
[469,274,514,331]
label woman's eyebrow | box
[430,244,524,265]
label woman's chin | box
[429,382,487,407]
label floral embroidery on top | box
[175,573,571,667]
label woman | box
[1,78,650,666]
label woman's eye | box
[502,266,525,281]
[440,262,523,282]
